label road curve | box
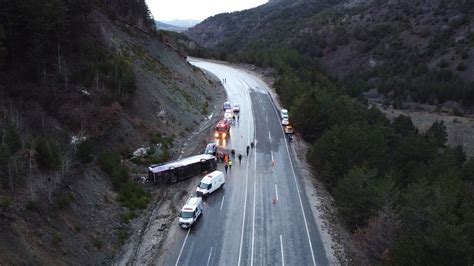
[158,59,330,266]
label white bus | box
[148,154,217,184]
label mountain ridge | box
[186,0,474,106]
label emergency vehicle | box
[196,170,225,196]
[178,196,203,229]
[214,120,231,138]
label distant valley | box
[155,19,201,32]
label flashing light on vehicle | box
[222,133,226,138]
[214,132,219,138]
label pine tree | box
[0,24,6,67]
[426,120,448,147]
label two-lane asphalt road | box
[159,59,329,266]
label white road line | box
[251,132,258,265]
[220,195,225,211]
[285,131,318,266]
[271,151,274,165]
[206,247,213,266]
[175,228,191,266]
[266,93,317,266]
[280,235,285,266]
[238,94,253,266]
[251,179,256,266]
[268,131,272,142]
[266,116,268,122]
[275,183,279,201]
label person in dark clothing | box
[250,142,254,149]
[246,145,250,156]
[224,163,228,174]
[238,154,242,164]
[231,149,235,158]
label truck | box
[178,196,203,229]
[214,120,231,139]
[196,170,225,196]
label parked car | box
[280,109,289,119]
[281,118,289,126]
[224,109,233,120]
[204,142,217,156]
[223,101,231,110]
[233,104,240,112]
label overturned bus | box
[148,154,217,184]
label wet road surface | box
[159,59,329,266]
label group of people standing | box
[216,152,234,174]
[216,142,254,174]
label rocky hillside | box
[0,0,222,264]
[186,0,474,107]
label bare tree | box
[47,173,53,204]
[352,207,401,264]
[64,67,69,90]
[59,147,69,179]
[7,157,15,193]
[96,71,100,91]
[57,41,62,73]
[28,144,35,200]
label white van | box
[280,109,289,119]
[178,196,203,229]
[196,170,225,196]
[224,109,233,120]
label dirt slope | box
[0,8,224,265]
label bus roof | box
[148,154,215,174]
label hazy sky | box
[147,0,268,21]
